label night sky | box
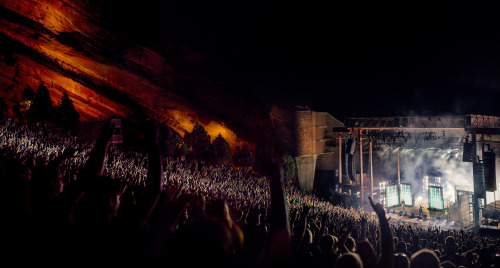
[106,0,500,120]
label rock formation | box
[0,0,295,152]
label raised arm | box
[319,212,329,239]
[359,215,367,242]
[338,221,355,254]
[50,146,76,169]
[292,205,311,252]
[369,196,394,268]
[268,146,291,249]
[143,118,163,197]
[80,119,113,184]
[255,141,292,267]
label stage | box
[384,206,461,231]
[382,204,500,234]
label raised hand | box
[346,221,356,233]
[255,140,291,266]
[61,146,76,159]
[81,118,114,178]
[143,117,162,195]
[302,205,312,218]
[97,118,114,144]
[369,193,394,268]
[254,141,283,183]
[360,214,368,225]
[368,195,387,220]
[143,117,159,146]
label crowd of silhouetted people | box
[1,117,500,268]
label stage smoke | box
[375,147,473,204]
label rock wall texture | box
[0,0,295,152]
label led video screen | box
[386,184,400,207]
[400,183,412,206]
[428,186,444,210]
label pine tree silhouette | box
[57,91,80,132]
[26,83,53,123]
[210,133,232,165]
[184,122,211,160]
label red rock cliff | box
[0,0,295,152]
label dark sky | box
[108,0,500,120]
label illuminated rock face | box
[0,0,295,152]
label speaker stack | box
[463,142,474,162]
[473,161,486,199]
[348,154,356,182]
[483,151,497,192]
[347,138,357,155]
[343,138,357,182]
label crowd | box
[1,117,500,268]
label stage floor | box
[381,204,499,232]
[382,204,464,231]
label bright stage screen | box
[428,186,444,210]
[400,183,412,206]
[386,184,400,207]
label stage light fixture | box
[400,183,413,206]
[386,184,400,207]
[428,186,444,210]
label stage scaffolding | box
[336,114,500,232]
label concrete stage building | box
[294,109,500,231]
